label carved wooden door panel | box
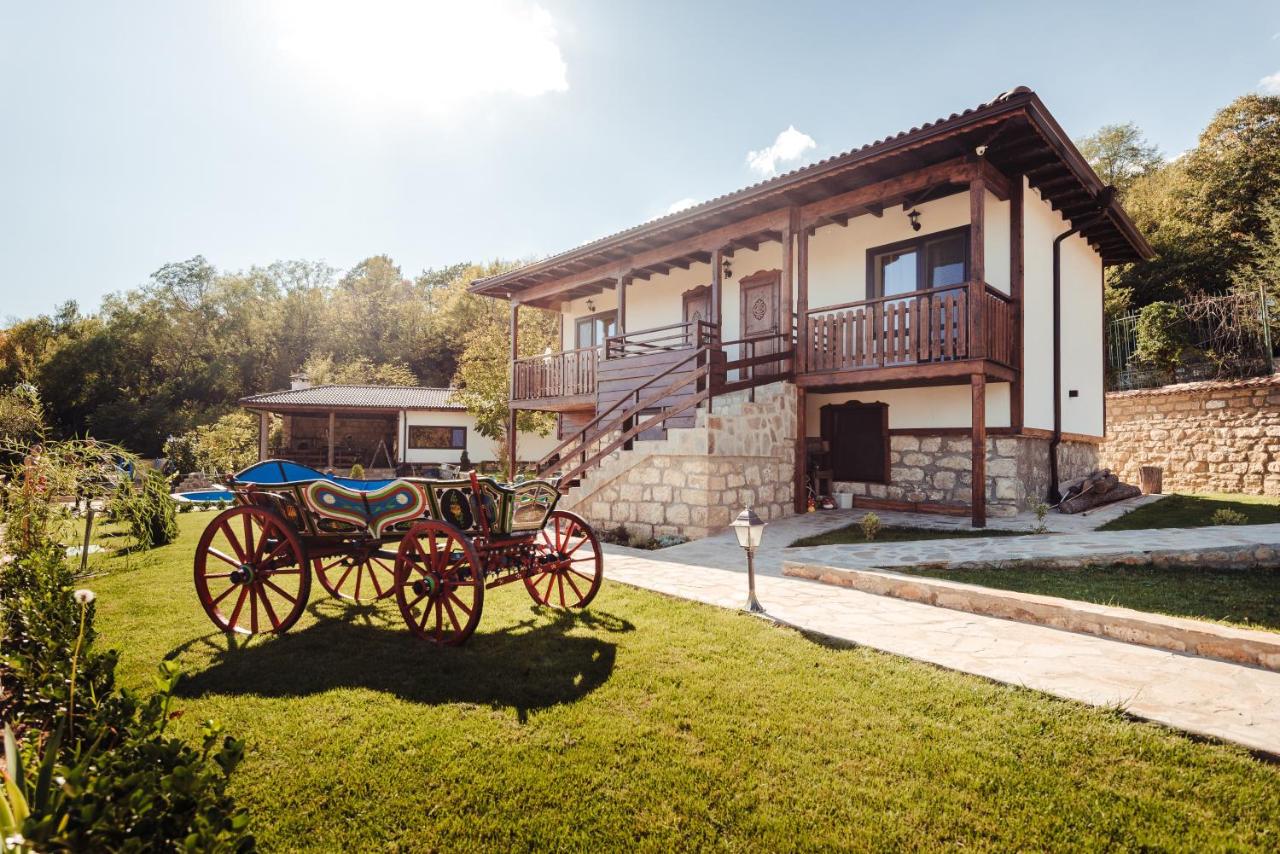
[739,271,781,377]
[682,286,711,347]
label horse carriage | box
[192,460,602,645]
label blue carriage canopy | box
[231,459,396,490]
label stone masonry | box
[559,383,797,541]
[1100,374,1280,497]
[835,434,1098,518]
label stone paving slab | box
[785,562,1280,671]
[603,549,1280,756]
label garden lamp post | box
[730,504,767,614]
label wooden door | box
[821,402,888,483]
[739,270,781,377]
[682,286,710,346]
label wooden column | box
[710,248,723,329]
[782,208,797,366]
[1009,174,1024,432]
[970,372,987,528]
[327,411,335,470]
[793,224,810,513]
[258,412,269,462]
[968,172,987,360]
[617,273,627,334]
[508,302,520,477]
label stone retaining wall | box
[559,383,797,541]
[1100,374,1280,496]
[836,435,1098,517]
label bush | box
[1210,508,1248,526]
[163,411,266,477]
[860,512,882,542]
[349,463,365,479]
[599,524,631,546]
[177,500,194,513]
[110,469,178,549]
[1134,301,1192,379]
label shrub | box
[654,534,688,549]
[1210,508,1248,526]
[459,449,472,471]
[1134,301,1192,380]
[163,411,263,477]
[1030,500,1050,534]
[177,500,194,513]
[110,469,178,549]
[599,523,631,546]
[860,512,882,542]
[349,463,365,479]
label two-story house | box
[471,87,1153,540]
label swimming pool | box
[172,488,235,503]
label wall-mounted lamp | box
[585,298,596,313]
[721,257,733,280]
[907,209,922,232]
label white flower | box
[73,589,96,605]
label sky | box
[3,0,1280,321]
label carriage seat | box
[301,478,428,538]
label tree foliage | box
[1075,122,1163,197]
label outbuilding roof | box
[470,86,1153,305]
[239,385,463,412]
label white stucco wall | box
[1022,177,1105,436]
[398,410,557,464]
[804,383,1011,433]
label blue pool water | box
[173,488,235,503]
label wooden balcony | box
[511,346,599,411]
[798,281,1015,390]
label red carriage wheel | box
[525,510,603,609]
[194,506,310,635]
[313,550,397,601]
[393,520,484,645]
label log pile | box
[1056,468,1142,514]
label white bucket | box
[835,493,853,510]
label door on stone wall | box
[739,270,782,379]
[821,402,889,483]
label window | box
[575,311,617,349]
[868,226,969,298]
[408,425,466,450]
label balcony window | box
[575,311,617,349]
[869,225,969,298]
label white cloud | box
[1261,72,1280,95]
[665,197,699,215]
[745,125,817,176]
[270,0,568,116]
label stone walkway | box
[603,550,1280,756]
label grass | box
[896,563,1280,633]
[84,514,1280,850]
[789,523,1021,548]
[1101,492,1280,531]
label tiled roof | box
[239,385,463,410]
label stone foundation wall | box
[1100,375,1280,496]
[559,383,797,541]
[835,434,1098,517]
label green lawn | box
[1100,492,1280,531]
[896,564,1280,633]
[87,514,1280,850]
[790,523,1020,548]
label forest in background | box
[3,91,1280,459]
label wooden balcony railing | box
[604,320,719,359]
[512,346,598,402]
[802,281,1014,373]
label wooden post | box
[782,208,797,371]
[970,372,987,528]
[968,170,987,360]
[794,388,807,513]
[508,302,520,478]
[617,272,627,334]
[327,411,336,470]
[710,247,723,329]
[796,225,809,372]
[1009,174,1024,432]
[258,411,269,461]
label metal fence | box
[1106,288,1277,391]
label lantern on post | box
[730,504,767,614]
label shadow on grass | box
[171,602,632,721]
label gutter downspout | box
[1049,187,1115,504]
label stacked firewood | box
[1056,468,1141,514]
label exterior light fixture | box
[730,504,767,613]
[721,257,733,279]
[907,209,922,232]
[586,298,596,313]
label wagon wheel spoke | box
[556,573,566,608]
[446,590,473,617]
[218,522,249,563]
[257,584,282,629]
[226,586,249,630]
[562,570,585,601]
[441,594,462,635]
[242,514,255,561]
[207,547,241,570]
[250,586,259,633]
[261,577,298,605]
[210,582,238,607]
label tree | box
[300,354,419,386]
[1076,122,1163,197]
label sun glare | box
[270,0,568,116]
